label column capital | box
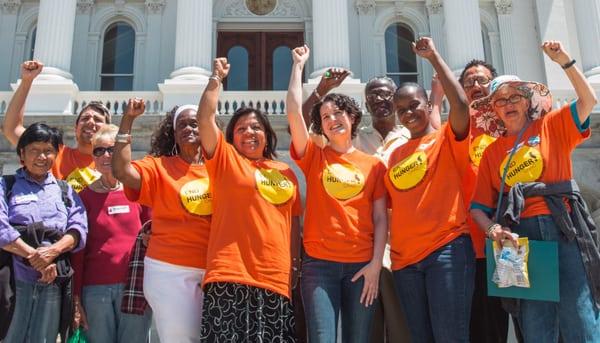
[355,0,375,15]
[145,0,165,14]
[426,0,443,15]
[0,0,21,14]
[76,0,94,14]
[495,0,513,15]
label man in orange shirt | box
[2,61,110,192]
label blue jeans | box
[4,279,61,343]
[82,283,152,343]
[511,215,600,343]
[301,254,375,343]
[393,235,475,343]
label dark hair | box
[225,107,278,159]
[149,106,179,157]
[365,76,397,95]
[16,122,63,157]
[76,101,111,124]
[394,82,429,102]
[458,59,498,86]
[310,93,362,139]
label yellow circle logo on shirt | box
[389,151,428,191]
[470,134,496,167]
[179,178,212,216]
[255,168,295,205]
[499,146,543,187]
[66,167,100,193]
[321,163,365,200]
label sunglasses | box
[463,76,491,88]
[92,146,115,157]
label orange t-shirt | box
[472,103,590,218]
[203,133,302,298]
[124,155,212,269]
[292,139,387,263]
[52,145,99,193]
[385,123,470,270]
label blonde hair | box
[92,124,119,146]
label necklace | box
[99,178,122,191]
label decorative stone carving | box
[355,0,376,15]
[223,0,300,17]
[0,0,21,14]
[426,0,443,15]
[114,0,126,12]
[495,0,512,15]
[145,0,165,14]
[394,1,406,16]
[76,0,94,14]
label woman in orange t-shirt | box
[287,46,388,343]
[196,58,302,342]
[384,37,473,342]
[470,41,600,342]
[113,99,211,342]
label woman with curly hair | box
[287,45,388,342]
[112,98,211,343]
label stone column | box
[442,0,484,73]
[488,32,504,74]
[426,0,447,60]
[142,0,165,90]
[573,0,600,83]
[495,0,517,74]
[170,0,212,80]
[34,0,77,80]
[0,0,21,90]
[311,0,351,77]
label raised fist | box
[21,60,43,82]
[412,37,437,60]
[212,58,230,80]
[542,41,571,66]
[124,98,146,118]
[292,45,310,66]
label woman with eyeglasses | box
[71,124,152,342]
[113,98,212,342]
[470,41,600,342]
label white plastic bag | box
[492,234,531,288]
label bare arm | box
[2,61,44,145]
[198,58,229,159]
[301,68,350,127]
[470,208,518,246]
[112,98,145,191]
[287,45,311,157]
[2,238,36,258]
[542,41,597,123]
[429,73,444,130]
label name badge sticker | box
[13,194,38,204]
[108,205,131,215]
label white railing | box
[0,92,12,115]
[74,91,164,115]
[217,91,287,115]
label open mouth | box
[470,90,485,100]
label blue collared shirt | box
[0,168,87,283]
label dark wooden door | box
[217,31,304,90]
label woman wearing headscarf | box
[470,41,600,342]
[112,98,211,342]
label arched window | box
[272,46,292,91]
[385,23,418,85]
[226,45,249,91]
[100,22,135,91]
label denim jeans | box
[301,254,375,343]
[82,283,152,343]
[393,235,475,343]
[511,215,600,343]
[4,279,61,343]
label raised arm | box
[413,38,469,139]
[2,61,44,145]
[301,68,350,128]
[287,45,311,157]
[112,98,145,191]
[197,58,229,159]
[429,73,444,130]
[542,41,598,123]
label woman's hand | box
[212,58,230,80]
[72,296,89,330]
[351,261,382,307]
[28,246,60,271]
[123,98,146,119]
[412,37,438,61]
[541,41,572,66]
[291,44,310,67]
[21,61,43,83]
[38,263,57,284]
[489,225,519,247]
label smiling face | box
[461,65,494,103]
[393,86,431,138]
[319,101,355,141]
[491,84,530,134]
[92,136,114,176]
[174,109,200,150]
[232,112,267,160]
[20,141,57,182]
[365,79,396,119]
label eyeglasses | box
[366,91,394,102]
[493,94,524,108]
[463,76,491,88]
[92,146,115,157]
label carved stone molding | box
[77,0,94,14]
[0,0,21,14]
[495,0,512,15]
[145,0,165,14]
[223,0,301,17]
[355,0,376,15]
[426,0,443,15]
[394,1,406,16]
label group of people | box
[0,36,598,343]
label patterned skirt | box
[200,282,296,342]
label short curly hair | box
[310,93,362,139]
[458,60,498,86]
